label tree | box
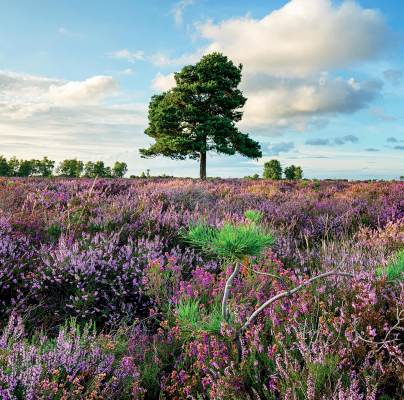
[140,52,262,179]
[35,157,55,177]
[84,161,110,178]
[284,165,303,180]
[294,166,303,180]
[263,160,282,180]
[112,161,128,178]
[93,161,108,177]
[17,160,35,177]
[57,159,84,177]
[84,161,96,178]
[284,165,296,180]
[0,156,10,176]
[7,157,20,177]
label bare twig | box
[239,270,354,333]
[355,307,404,348]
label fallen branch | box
[239,270,354,333]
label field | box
[0,177,403,399]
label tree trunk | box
[199,151,207,180]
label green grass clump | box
[176,298,201,330]
[376,249,404,281]
[175,299,225,336]
[244,209,263,224]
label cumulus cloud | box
[149,0,387,130]
[199,0,388,77]
[172,0,194,27]
[48,76,118,105]
[151,72,176,91]
[108,49,145,63]
[0,70,148,161]
[383,69,402,85]
[0,71,120,120]
[145,0,388,130]
[386,136,398,143]
[364,148,379,152]
[240,75,382,129]
[394,145,404,151]
[267,141,295,155]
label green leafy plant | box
[376,249,404,281]
[184,211,274,320]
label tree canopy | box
[284,165,303,180]
[263,160,282,180]
[140,52,262,179]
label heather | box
[0,177,403,399]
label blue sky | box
[0,0,403,179]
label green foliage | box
[47,224,62,241]
[35,157,55,177]
[176,299,225,337]
[0,156,55,177]
[244,209,263,224]
[177,298,201,330]
[294,166,303,180]
[57,159,84,177]
[308,355,339,394]
[284,165,303,180]
[140,52,262,179]
[7,157,20,176]
[84,161,112,178]
[263,159,282,180]
[244,173,260,180]
[112,161,128,178]
[0,155,10,176]
[376,249,404,281]
[17,159,35,177]
[184,217,274,261]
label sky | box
[0,0,403,179]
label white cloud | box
[172,0,195,27]
[151,72,176,91]
[48,76,118,105]
[240,75,382,129]
[108,49,145,63]
[147,0,387,130]
[199,0,388,77]
[0,72,120,121]
[0,70,148,162]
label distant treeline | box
[0,156,128,178]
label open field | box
[0,178,403,399]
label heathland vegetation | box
[0,178,403,399]
[0,53,403,400]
